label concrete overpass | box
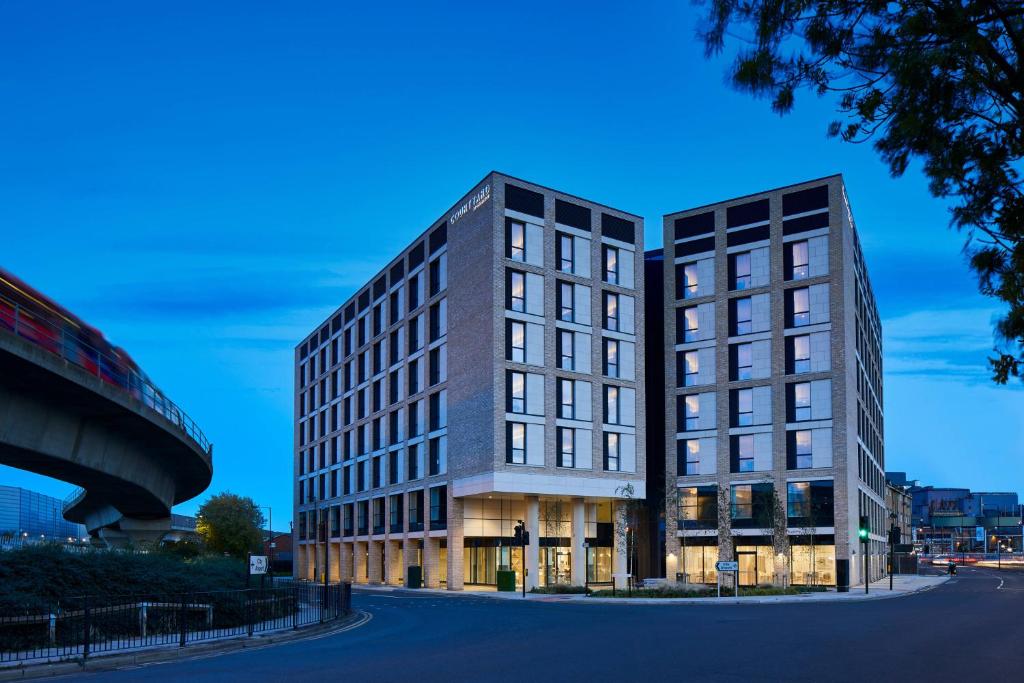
[0,314,213,547]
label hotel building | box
[294,172,645,590]
[650,175,885,588]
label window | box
[559,330,575,370]
[558,378,575,419]
[509,371,526,414]
[388,450,399,485]
[508,220,526,261]
[682,395,699,431]
[429,486,447,530]
[509,271,525,312]
[408,359,420,395]
[732,297,752,335]
[407,444,420,479]
[735,435,754,472]
[731,252,751,290]
[791,335,811,373]
[429,436,444,475]
[787,482,810,519]
[389,290,401,325]
[557,427,575,467]
[509,320,525,362]
[682,263,698,298]
[731,485,752,520]
[373,498,385,534]
[408,273,421,311]
[733,343,753,381]
[788,241,809,280]
[558,281,575,322]
[683,307,699,342]
[603,245,619,284]
[605,338,619,377]
[408,316,421,353]
[679,486,717,530]
[389,495,403,533]
[736,388,753,426]
[508,423,526,464]
[603,292,619,331]
[680,439,700,475]
[793,430,812,469]
[790,287,810,327]
[429,347,442,385]
[408,491,423,531]
[793,382,811,421]
[557,233,574,272]
[429,302,443,342]
[604,385,620,424]
[683,351,699,386]
[604,432,620,471]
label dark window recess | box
[408,242,425,270]
[358,290,370,311]
[300,341,308,359]
[674,211,715,240]
[555,198,591,231]
[373,276,387,300]
[601,213,635,244]
[783,212,829,236]
[786,431,798,469]
[727,225,770,247]
[676,236,715,257]
[505,183,545,217]
[344,303,356,324]
[782,185,829,216]
[320,326,329,344]
[389,261,405,283]
[331,314,341,334]
[429,224,448,252]
[726,198,770,228]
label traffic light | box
[858,515,870,542]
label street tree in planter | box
[613,483,645,587]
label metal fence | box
[0,582,351,664]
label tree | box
[613,484,645,585]
[716,485,733,570]
[761,489,791,588]
[701,0,1024,383]
[195,492,265,558]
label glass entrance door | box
[737,551,757,586]
[541,548,572,586]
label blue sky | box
[1,1,1021,525]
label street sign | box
[716,561,739,572]
[249,555,268,575]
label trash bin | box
[496,570,516,592]
[406,565,422,589]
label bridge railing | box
[0,293,211,457]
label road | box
[68,566,1023,682]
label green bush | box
[529,584,590,594]
[588,584,828,598]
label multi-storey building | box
[650,175,885,589]
[294,172,645,590]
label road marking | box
[998,578,1004,590]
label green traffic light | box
[858,528,868,539]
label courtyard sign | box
[449,183,490,225]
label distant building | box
[0,485,88,543]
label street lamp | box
[888,511,898,591]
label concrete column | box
[295,542,307,580]
[525,495,540,590]
[402,539,420,587]
[446,493,465,591]
[328,542,340,582]
[613,501,628,590]
[354,541,368,583]
[423,536,441,588]
[340,542,353,582]
[385,539,403,585]
[369,540,384,584]
[571,498,585,586]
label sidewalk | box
[353,574,947,605]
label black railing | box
[0,582,352,664]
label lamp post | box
[888,512,897,591]
[258,506,273,577]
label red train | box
[0,267,153,396]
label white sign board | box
[249,555,268,575]
[716,561,739,572]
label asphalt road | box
[68,566,1023,682]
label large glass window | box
[679,486,717,529]
[789,241,809,280]
[509,371,526,414]
[683,306,699,342]
[736,388,753,426]
[736,435,754,472]
[604,245,620,285]
[787,482,811,519]
[794,382,811,421]
[734,297,752,335]
[508,423,526,464]
[792,335,811,373]
[509,220,526,262]
[732,252,751,290]
[509,321,525,363]
[794,430,812,469]
[509,271,525,312]
[684,351,699,386]
[683,395,699,431]
[683,263,699,298]
[558,233,574,272]
[731,484,752,519]
[605,338,619,377]
[604,292,619,331]
[604,433,620,471]
[557,427,575,468]
[791,287,810,326]
[735,342,753,381]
